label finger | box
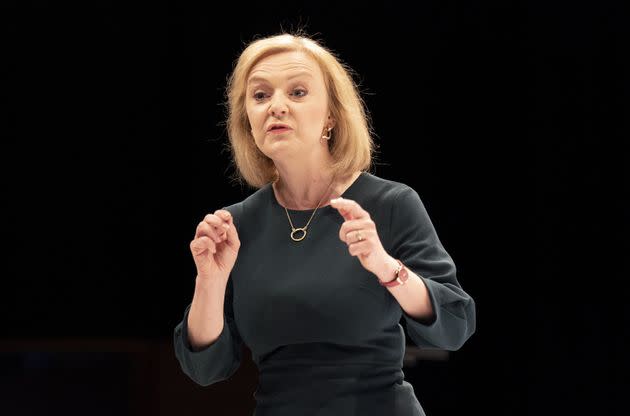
[348,240,370,257]
[214,210,236,243]
[196,221,225,243]
[345,228,372,245]
[190,236,217,256]
[338,219,372,242]
[195,221,221,242]
[330,198,369,221]
[196,218,222,241]
[216,211,239,247]
[203,213,228,231]
[215,209,233,226]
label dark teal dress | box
[174,171,476,415]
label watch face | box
[380,261,408,286]
[399,265,409,280]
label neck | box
[273,168,337,210]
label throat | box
[273,179,338,211]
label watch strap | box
[378,259,409,287]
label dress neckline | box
[270,171,367,214]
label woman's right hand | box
[190,209,240,281]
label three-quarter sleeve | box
[389,186,476,351]
[173,277,244,386]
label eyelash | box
[252,88,307,102]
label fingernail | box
[223,223,230,229]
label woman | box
[173,32,476,416]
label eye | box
[292,88,307,98]
[253,91,267,101]
[252,88,307,102]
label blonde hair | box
[223,31,379,189]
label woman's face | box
[245,50,332,159]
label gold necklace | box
[281,176,336,242]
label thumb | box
[336,206,354,221]
[331,198,354,221]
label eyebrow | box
[247,71,314,86]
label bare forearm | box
[376,255,435,324]
[187,275,229,350]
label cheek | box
[246,104,263,125]
[295,106,322,128]
[246,108,266,143]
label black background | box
[2,1,628,415]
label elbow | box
[190,371,225,387]
[186,368,214,387]
[178,359,232,387]
[410,299,476,351]
[447,301,477,351]
[445,323,475,351]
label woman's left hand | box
[330,197,392,277]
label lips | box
[267,123,292,131]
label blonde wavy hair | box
[223,31,378,189]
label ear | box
[327,114,336,128]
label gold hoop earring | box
[321,127,332,140]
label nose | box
[268,93,288,117]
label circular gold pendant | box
[290,227,307,241]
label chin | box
[269,141,304,160]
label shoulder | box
[357,172,419,206]
[356,173,427,252]
[351,172,423,233]
[220,183,273,228]
[358,172,431,231]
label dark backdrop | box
[3,1,627,415]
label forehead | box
[247,51,323,84]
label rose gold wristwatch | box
[378,259,409,287]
